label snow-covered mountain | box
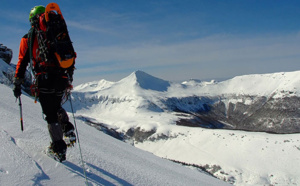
[69,70,300,185]
[72,70,300,133]
[0,83,228,185]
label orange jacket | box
[15,33,41,78]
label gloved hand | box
[13,84,22,98]
[13,77,23,98]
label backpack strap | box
[27,27,40,103]
[28,27,36,75]
[28,17,58,75]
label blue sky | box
[1,0,300,85]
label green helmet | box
[29,5,45,21]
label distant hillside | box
[72,70,300,134]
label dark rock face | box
[126,127,157,143]
[175,95,300,134]
[0,44,32,95]
[228,96,300,133]
[0,44,13,64]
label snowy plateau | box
[0,57,300,185]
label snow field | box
[0,84,229,186]
[135,127,300,185]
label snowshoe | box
[46,143,66,162]
[46,146,66,162]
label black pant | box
[39,92,63,123]
[37,73,69,153]
[37,73,68,124]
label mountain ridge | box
[75,70,300,98]
[71,70,300,135]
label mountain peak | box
[122,70,170,91]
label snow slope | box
[135,126,300,185]
[0,84,228,186]
[70,70,300,185]
[71,70,300,132]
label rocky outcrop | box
[0,44,13,64]
[0,44,31,94]
[175,94,300,134]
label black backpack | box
[28,3,75,74]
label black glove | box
[13,77,23,98]
[13,84,22,98]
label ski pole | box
[68,93,89,185]
[18,96,24,131]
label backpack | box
[28,3,76,74]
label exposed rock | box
[0,44,13,64]
[175,95,300,133]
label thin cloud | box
[67,21,111,33]
[78,33,300,66]
[73,33,300,85]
